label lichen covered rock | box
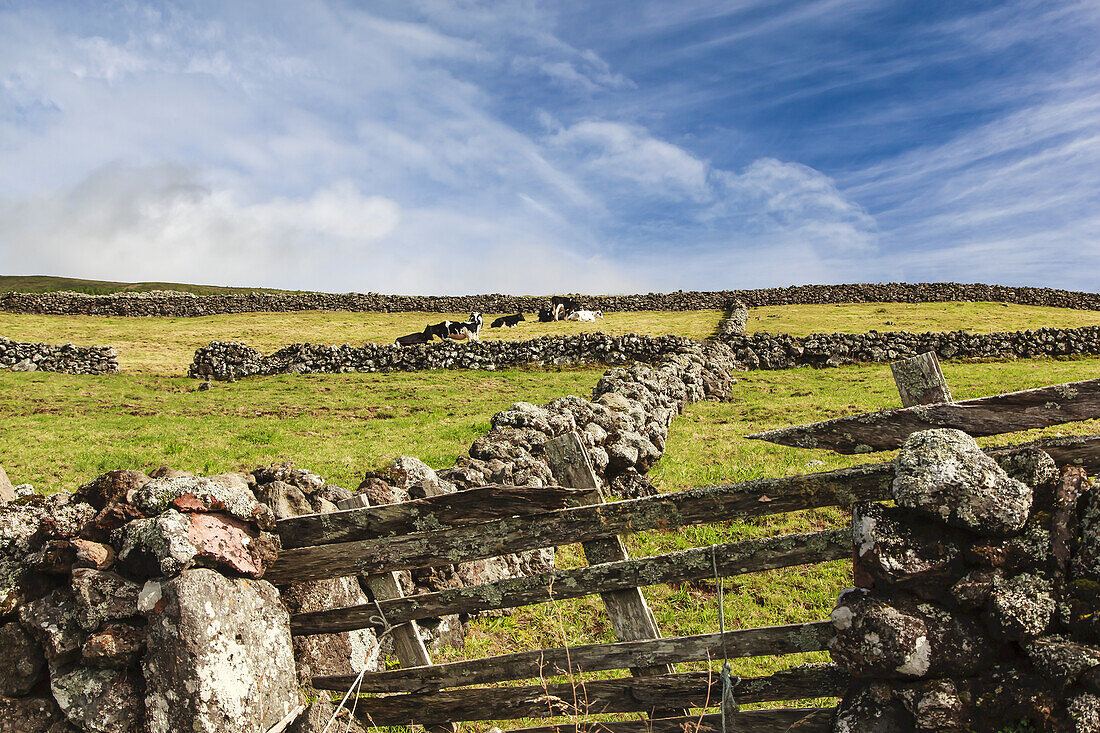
[829,589,992,679]
[142,568,298,733]
[892,429,1032,535]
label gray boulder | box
[0,621,47,696]
[987,572,1055,641]
[19,589,85,666]
[142,568,299,732]
[892,429,1032,535]
[831,680,914,732]
[0,464,13,505]
[0,694,69,732]
[130,475,268,526]
[70,569,141,632]
[49,665,143,733]
[828,589,992,679]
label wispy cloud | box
[0,1,1097,292]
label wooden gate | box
[267,361,1100,732]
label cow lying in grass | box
[565,309,603,322]
[491,313,525,328]
[394,330,432,346]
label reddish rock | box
[187,512,279,578]
[81,623,146,668]
[852,502,963,599]
[71,539,115,570]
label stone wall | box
[189,333,699,381]
[724,325,1100,370]
[829,428,1100,731]
[0,337,118,375]
[7,281,1100,317]
[0,335,740,731]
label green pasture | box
[2,301,1098,727]
[0,310,724,375]
[749,300,1100,335]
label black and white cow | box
[446,312,483,341]
[394,329,432,346]
[537,306,555,323]
[565,309,602,322]
[551,296,580,321]
[491,313,526,328]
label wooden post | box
[890,351,952,407]
[336,493,459,733]
[544,432,687,717]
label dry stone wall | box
[724,325,1100,370]
[830,428,1100,731]
[0,337,740,731]
[189,333,698,380]
[7,281,1100,317]
[0,337,118,375]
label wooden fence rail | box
[348,665,847,726]
[278,484,596,549]
[509,708,836,733]
[290,529,849,635]
[314,621,835,693]
[748,376,1100,454]
[266,463,892,585]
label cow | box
[551,296,581,321]
[394,329,432,346]
[537,306,555,323]
[445,312,483,341]
[424,321,453,341]
[565,309,603,322]
[491,313,526,328]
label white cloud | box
[0,165,401,289]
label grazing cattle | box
[537,307,555,323]
[445,312,483,341]
[394,330,432,346]
[491,313,526,328]
[551,296,581,321]
[565,309,603,322]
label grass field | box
[0,310,725,375]
[749,300,1100,335]
[2,301,1097,728]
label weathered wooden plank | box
[747,378,1100,454]
[891,351,952,407]
[289,528,850,635]
[313,621,835,692]
[342,494,458,733]
[985,434,1100,475]
[266,460,892,585]
[544,433,675,684]
[278,484,596,549]
[507,708,836,733]
[351,665,847,726]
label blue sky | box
[1,1,1098,294]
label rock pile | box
[189,333,699,380]
[718,300,749,337]
[830,428,1100,731]
[0,468,300,732]
[725,326,1100,370]
[8,282,1100,318]
[438,339,738,498]
[0,337,118,375]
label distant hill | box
[0,275,302,296]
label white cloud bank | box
[0,1,883,293]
